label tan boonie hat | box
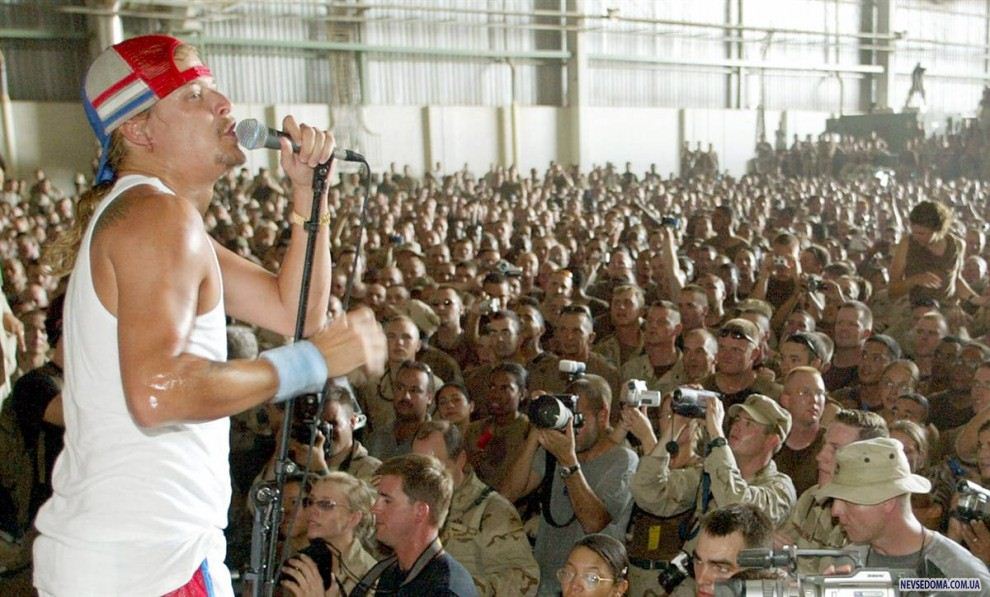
[815,438,932,505]
[719,318,761,346]
[727,394,792,443]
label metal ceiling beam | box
[588,53,884,75]
[187,35,571,62]
[0,28,87,41]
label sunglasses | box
[786,333,819,360]
[302,498,345,513]
[719,328,753,343]
[430,299,454,307]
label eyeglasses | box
[431,299,454,308]
[785,389,826,401]
[303,498,346,513]
[555,569,616,588]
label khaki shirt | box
[774,484,847,575]
[465,415,532,490]
[336,536,379,594]
[335,441,381,483]
[442,471,540,596]
[620,352,689,396]
[593,333,644,370]
[525,352,567,395]
[352,366,444,432]
[631,442,796,553]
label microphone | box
[235,118,365,162]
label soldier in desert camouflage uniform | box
[413,420,540,596]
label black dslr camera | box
[529,394,584,430]
[278,538,334,591]
[291,393,332,447]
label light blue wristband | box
[259,340,328,403]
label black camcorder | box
[671,387,722,419]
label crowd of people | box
[11,32,990,597]
[753,118,990,182]
[7,92,990,594]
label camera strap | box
[678,472,712,542]
[350,537,444,596]
[539,452,577,529]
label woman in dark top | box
[889,201,975,307]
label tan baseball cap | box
[727,394,792,443]
[719,318,761,345]
[815,438,931,505]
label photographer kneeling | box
[816,438,990,590]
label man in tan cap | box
[816,438,990,587]
[632,393,796,555]
[700,319,782,408]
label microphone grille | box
[235,118,266,150]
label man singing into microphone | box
[34,34,385,596]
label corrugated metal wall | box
[3,0,990,118]
[894,0,988,115]
[0,0,89,101]
[585,0,727,108]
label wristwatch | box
[559,463,581,479]
[707,437,728,452]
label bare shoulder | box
[94,185,208,254]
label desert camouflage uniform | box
[442,471,540,596]
[775,484,847,575]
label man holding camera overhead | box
[501,374,638,596]
[631,393,796,556]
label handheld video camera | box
[657,552,692,594]
[478,297,502,315]
[671,387,722,419]
[803,274,825,292]
[559,359,587,382]
[621,379,663,408]
[528,394,584,430]
[714,546,904,597]
[954,479,990,523]
[661,215,681,229]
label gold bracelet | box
[290,211,332,227]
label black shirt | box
[362,551,477,596]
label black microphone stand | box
[246,155,371,597]
[247,158,330,597]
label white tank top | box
[34,174,231,596]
